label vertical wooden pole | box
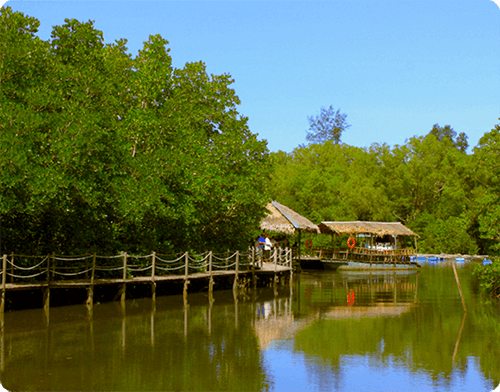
[452,259,467,313]
[183,252,189,302]
[87,253,96,311]
[298,230,302,263]
[9,254,13,284]
[233,251,239,295]
[252,247,256,289]
[1,255,6,315]
[288,247,293,279]
[121,252,127,304]
[151,252,156,301]
[44,254,51,312]
[0,300,4,373]
[208,251,214,301]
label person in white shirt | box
[264,234,273,262]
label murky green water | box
[1,264,499,391]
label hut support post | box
[151,252,156,301]
[183,252,189,301]
[298,230,302,262]
[251,247,256,289]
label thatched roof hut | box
[260,201,319,235]
[319,221,419,237]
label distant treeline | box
[0,7,271,255]
[269,123,500,255]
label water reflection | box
[1,267,499,392]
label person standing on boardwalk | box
[264,234,273,262]
[257,233,266,265]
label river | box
[1,263,499,391]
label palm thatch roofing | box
[260,201,320,235]
[319,221,419,237]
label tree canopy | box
[271,123,500,255]
[0,7,271,255]
[305,106,351,144]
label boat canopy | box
[318,221,419,237]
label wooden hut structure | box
[260,201,319,259]
[317,221,420,266]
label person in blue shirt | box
[257,233,266,265]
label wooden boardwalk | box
[0,249,293,312]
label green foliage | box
[305,106,351,144]
[473,259,500,299]
[429,123,468,153]
[0,7,271,255]
[270,142,391,223]
[271,118,500,255]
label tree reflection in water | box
[1,265,499,392]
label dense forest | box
[269,120,500,256]
[0,7,271,255]
[1,7,500,258]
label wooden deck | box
[304,247,418,266]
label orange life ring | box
[347,237,356,249]
[305,239,313,249]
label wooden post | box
[208,251,214,301]
[44,254,51,312]
[1,255,6,315]
[121,252,127,304]
[452,259,467,313]
[86,253,96,311]
[151,252,156,301]
[233,251,239,295]
[297,230,302,263]
[9,254,13,284]
[183,252,189,301]
[252,247,256,289]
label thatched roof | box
[319,221,419,237]
[260,201,320,234]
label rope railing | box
[52,268,93,277]
[0,247,293,286]
[6,256,47,271]
[156,253,185,264]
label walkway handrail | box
[1,248,293,285]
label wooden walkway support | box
[0,247,293,313]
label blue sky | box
[3,1,500,154]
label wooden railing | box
[0,247,293,286]
[306,247,417,264]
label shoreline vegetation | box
[474,258,500,300]
[1,7,499,299]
